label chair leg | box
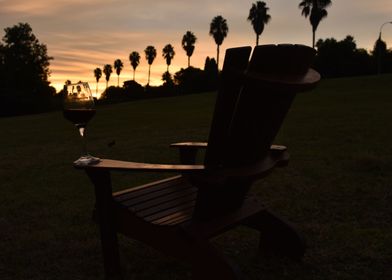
[244,209,306,260]
[86,170,123,280]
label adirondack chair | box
[74,44,320,280]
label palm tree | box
[162,44,175,72]
[103,64,112,89]
[299,0,332,48]
[129,51,140,81]
[182,31,197,67]
[144,46,157,86]
[209,15,229,70]
[93,67,102,95]
[113,59,123,87]
[247,1,271,46]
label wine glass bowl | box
[63,82,100,166]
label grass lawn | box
[1,74,392,279]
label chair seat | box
[113,176,197,226]
[112,175,269,240]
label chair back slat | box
[204,46,252,167]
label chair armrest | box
[170,142,208,148]
[170,142,208,164]
[170,142,287,165]
[170,142,286,151]
[73,159,205,173]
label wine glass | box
[63,82,100,166]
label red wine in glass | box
[63,108,96,128]
[63,82,100,165]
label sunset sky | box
[1,0,392,95]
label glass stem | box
[78,126,88,157]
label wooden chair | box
[75,44,320,279]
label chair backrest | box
[193,44,319,220]
[204,46,252,167]
[205,44,318,170]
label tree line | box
[89,0,333,96]
[2,1,392,117]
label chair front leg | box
[86,169,123,280]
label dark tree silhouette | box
[299,0,332,48]
[314,35,374,77]
[162,71,174,87]
[129,51,140,81]
[1,22,52,92]
[247,1,271,46]
[103,64,112,89]
[0,22,55,116]
[113,59,123,87]
[209,15,229,69]
[182,31,197,67]
[373,38,388,74]
[93,67,102,95]
[144,45,157,86]
[162,44,175,72]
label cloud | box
[2,0,392,92]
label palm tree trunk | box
[167,65,169,73]
[133,70,135,81]
[96,82,98,95]
[188,56,190,68]
[117,75,119,87]
[148,65,151,85]
[312,30,315,49]
[256,35,259,46]
[216,45,220,70]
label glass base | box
[73,155,101,166]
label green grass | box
[1,74,392,279]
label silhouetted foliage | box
[247,1,271,46]
[144,46,157,86]
[313,35,392,77]
[129,51,140,81]
[101,86,124,101]
[123,80,144,94]
[93,68,102,95]
[174,67,210,94]
[162,71,175,87]
[203,57,219,90]
[299,0,332,48]
[103,64,113,89]
[0,22,55,116]
[209,15,229,69]
[372,38,391,74]
[182,31,197,67]
[114,59,124,87]
[162,44,175,73]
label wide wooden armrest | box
[73,159,205,172]
[170,142,208,148]
[171,142,286,152]
[270,144,287,152]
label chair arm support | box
[170,142,208,164]
[74,159,205,173]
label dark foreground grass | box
[1,74,392,279]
